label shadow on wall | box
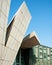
[5,18,15,46]
[29,48,37,65]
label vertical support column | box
[46,47,48,65]
[19,50,21,65]
[38,45,40,65]
[42,46,43,65]
[50,49,51,65]
[50,48,52,65]
[49,48,50,65]
[15,59,16,65]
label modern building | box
[0,0,52,65]
[21,32,40,49]
[13,32,52,65]
[31,45,52,65]
[0,0,31,65]
[0,0,11,45]
[5,2,31,65]
[13,32,40,65]
[0,0,11,65]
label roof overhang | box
[21,32,40,49]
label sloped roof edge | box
[21,31,40,49]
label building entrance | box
[13,48,30,65]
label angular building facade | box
[13,32,40,65]
[4,2,31,65]
[0,0,11,65]
[1,0,52,65]
[0,0,32,65]
[13,33,52,65]
[0,0,11,45]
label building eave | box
[21,32,40,49]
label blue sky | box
[8,0,52,47]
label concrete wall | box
[0,1,31,65]
[0,0,11,65]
